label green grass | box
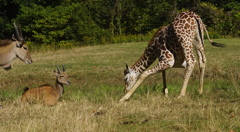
[0,38,240,132]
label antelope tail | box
[22,87,30,95]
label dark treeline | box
[0,0,239,46]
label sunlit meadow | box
[0,38,239,132]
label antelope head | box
[124,64,138,93]
[12,22,33,64]
[54,66,70,85]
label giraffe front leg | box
[119,73,148,103]
[162,70,168,97]
[119,51,174,103]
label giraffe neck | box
[131,38,160,75]
[130,26,168,76]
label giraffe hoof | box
[118,98,125,103]
[119,98,128,103]
[177,95,185,99]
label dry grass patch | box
[1,95,239,132]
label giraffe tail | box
[210,41,226,47]
[202,24,226,47]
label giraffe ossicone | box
[120,11,225,103]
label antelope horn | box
[13,22,20,41]
[13,22,24,41]
[56,65,61,73]
[62,65,65,72]
[12,34,17,41]
[18,23,24,41]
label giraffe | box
[119,11,224,103]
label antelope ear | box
[15,42,22,47]
[53,70,59,76]
[56,65,61,73]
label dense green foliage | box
[0,0,239,45]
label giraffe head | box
[124,64,138,92]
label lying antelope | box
[0,22,32,70]
[21,66,70,106]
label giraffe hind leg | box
[178,46,196,98]
[178,62,195,98]
[194,32,206,94]
[195,44,206,94]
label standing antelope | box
[21,66,70,106]
[0,23,32,107]
[0,22,32,71]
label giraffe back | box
[159,12,204,67]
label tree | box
[16,2,108,44]
[1,0,239,44]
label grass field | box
[0,38,239,132]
